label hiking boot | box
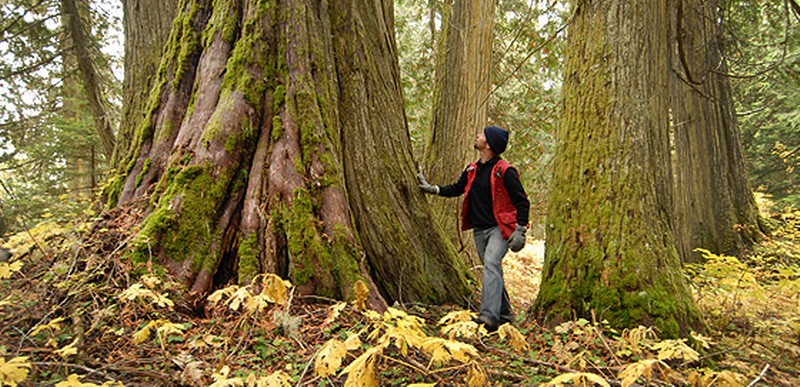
[473,315,498,333]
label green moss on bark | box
[107,0,208,207]
[272,188,362,299]
[130,162,237,274]
[202,0,240,48]
[237,233,259,284]
[135,158,152,187]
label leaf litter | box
[0,203,798,386]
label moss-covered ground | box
[0,204,798,386]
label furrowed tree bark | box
[668,0,764,262]
[333,0,474,304]
[532,0,702,337]
[114,0,178,169]
[62,0,116,160]
[424,0,495,266]
[110,0,473,306]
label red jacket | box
[461,159,518,239]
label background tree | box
[396,0,566,239]
[0,0,119,231]
[107,0,473,305]
[668,0,764,262]
[532,0,702,337]
[421,0,495,264]
[63,0,116,160]
[489,0,566,238]
[724,0,800,210]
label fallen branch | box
[748,363,770,387]
[32,361,114,381]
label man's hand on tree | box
[417,173,439,195]
[508,225,527,252]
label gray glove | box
[508,225,527,252]
[417,173,439,195]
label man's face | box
[474,131,489,151]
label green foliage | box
[395,0,436,156]
[0,0,121,233]
[724,0,800,209]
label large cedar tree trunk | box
[109,0,473,306]
[531,0,702,337]
[668,0,763,262]
[423,0,495,265]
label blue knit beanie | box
[484,126,509,154]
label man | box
[417,125,529,332]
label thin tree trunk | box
[62,0,115,160]
[110,0,473,307]
[532,0,702,337]
[61,0,95,198]
[668,0,764,262]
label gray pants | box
[474,226,513,325]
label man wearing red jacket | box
[417,126,529,332]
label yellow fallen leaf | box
[466,362,489,387]
[132,321,156,345]
[344,332,362,351]
[497,324,530,353]
[353,280,369,311]
[30,317,66,336]
[314,339,346,378]
[0,261,23,279]
[324,302,347,326]
[438,310,475,326]
[248,370,292,387]
[54,339,79,360]
[546,372,609,387]
[53,373,122,386]
[262,274,290,306]
[0,356,30,386]
[340,345,383,385]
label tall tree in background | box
[108,0,473,305]
[60,0,106,197]
[0,0,118,229]
[423,0,495,262]
[532,0,702,337]
[668,0,764,262]
[63,0,115,160]
[726,0,800,210]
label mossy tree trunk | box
[115,0,178,168]
[110,0,473,306]
[531,0,702,337]
[423,0,495,266]
[668,0,764,262]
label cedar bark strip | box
[111,0,473,306]
[532,0,702,337]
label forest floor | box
[0,205,798,386]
